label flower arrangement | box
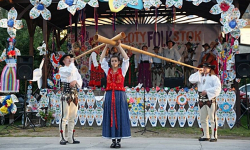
[36,109,55,126]
[127,97,135,108]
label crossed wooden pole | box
[75,32,199,70]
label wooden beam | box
[17,4,32,20]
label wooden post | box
[233,0,241,126]
[26,19,36,56]
[43,20,48,89]
[55,29,61,51]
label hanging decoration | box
[37,41,47,55]
[210,0,234,16]
[50,52,63,68]
[57,0,92,15]
[186,0,211,6]
[109,0,125,12]
[165,0,183,9]
[143,0,162,11]
[0,7,23,38]
[220,8,248,38]
[29,0,52,20]
[127,0,143,10]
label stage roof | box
[0,0,249,29]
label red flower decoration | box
[73,129,75,132]
[214,128,217,131]
[7,50,16,56]
[201,128,203,131]
[92,87,96,90]
[220,2,230,12]
[60,130,63,133]
[136,87,140,92]
[146,87,150,93]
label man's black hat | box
[202,62,216,70]
[167,40,175,46]
[59,54,73,66]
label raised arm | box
[116,40,128,60]
[100,44,108,63]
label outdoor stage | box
[0,137,249,150]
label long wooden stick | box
[94,34,199,70]
[75,32,126,60]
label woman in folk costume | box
[124,49,137,87]
[58,54,82,145]
[138,45,153,88]
[89,43,104,87]
[189,63,221,142]
[0,38,21,93]
[100,40,131,148]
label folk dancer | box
[100,40,131,148]
[59,54,83,145]
[138,45,153,88]
[189,63,221,142]
[162,40,181,78]
[151,46,163,87]
[198,43,210,65]
[89,44,104,87]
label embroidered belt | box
[198,92,215,108]
[153,63,162,68]
[61,82,78,106]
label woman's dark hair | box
[209,69,216,76]
[110,54,120,61]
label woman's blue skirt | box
[102,90,131,139]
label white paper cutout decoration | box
[95,96,103,126]
[186,106,197,127]
[0,7,23,38]
[186,0,211,6]
[157,106,168,127]
[143,0,162,11]
[220,8,248,37]
[78,104,87,125]
[210,0,234,16]
[168,88,177,108]
[168,107,177,127]
[157,89,168,110]
[37,41,47,55]
[38,88,49,108]
[29,0,52,20]
[129,103,139,127]
[177,106,186,127]
[165,0,183,9]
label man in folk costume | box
[151,46,163,87]
[162,40,181,78]
[138,45,153,88]
[189,63,221,142]
[89,44,104,87]
[182,42,195,87]
[59,54,82,145]
[198,43,210,65]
